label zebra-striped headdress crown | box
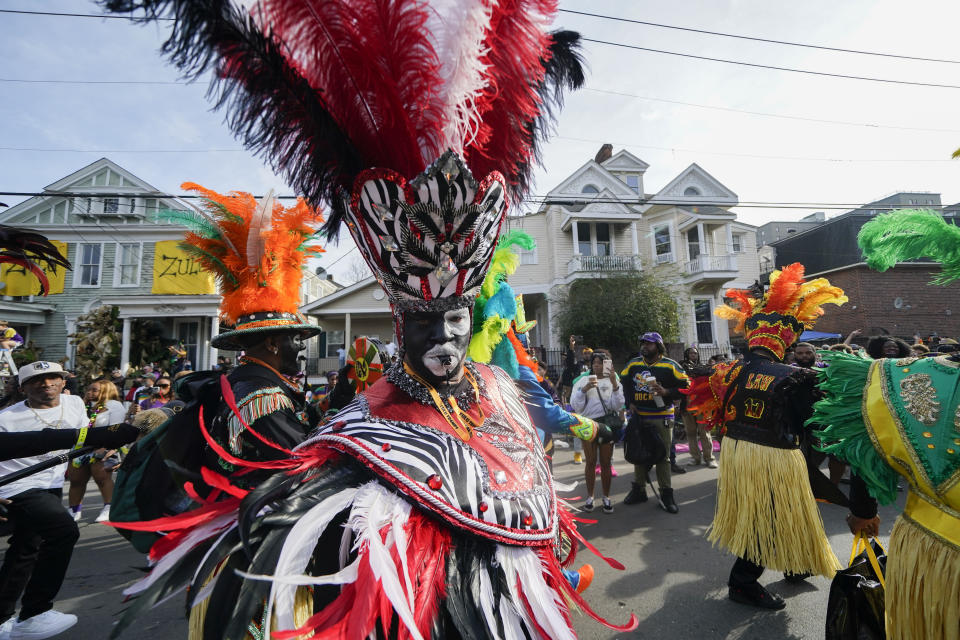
[348,151,508,312]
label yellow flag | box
[0,240,68,296]
[152,241,216,295]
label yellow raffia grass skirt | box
[708,437,841,576]
[886,515,960,640]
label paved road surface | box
[2,447,902,639]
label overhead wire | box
[559,9,960,64]
[580,38,960,90]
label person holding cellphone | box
[571,352,624,513]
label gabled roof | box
[546,160,639,199]
[43,157,165,193]
[300,276,387,314]
[601,149,650,172]
[0,158,182,225]
[648,163,738,206]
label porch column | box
[344,313,352,347]
[209,316,219,368]
[630,221,639,255]
[571,222,579,255]
[697,223,708,256]
[120,317,132,375]
[726,223,734,254]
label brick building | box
[809,264,960,339]
[769,197,960,341]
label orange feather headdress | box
[716,263,847,360]
[158,182,325,350]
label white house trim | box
[113,241,144,288]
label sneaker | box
[687,458,702,466]
[601,497,613,513]
[783,571,812,584]
[554,439,570,450]
[670,463,687,474]
[95,505,110,523]
[582,497,594,512]
[706,460,719,469]
[573,452,583,465]
[610,466,618,477]
[11,610,78,639]
[68,507,81,523]
[0,617,14,640]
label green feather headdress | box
[857,209,960,284]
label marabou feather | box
[858,208,960,284]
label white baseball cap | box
[18,361,66,385]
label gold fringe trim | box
[886,515,960,640]
[708,437,841,576]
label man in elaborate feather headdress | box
[812,209,960,640]
[154,185,326,488]
[685,263,848,610]
[103,1,637,638]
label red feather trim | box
[536,546,639,633]
[557,506,624,571]
[261,0,445,178]
[466,0,555,191]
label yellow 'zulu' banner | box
[152,241,216,295]
[0,240,67,295]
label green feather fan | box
[858,208,960,284]
[153,208,226,240]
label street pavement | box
[2,448,903,640]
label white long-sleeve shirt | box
[0,395,87,499]
[571,376,624,420]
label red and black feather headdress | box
[105,0,584,235]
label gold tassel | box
[708,437,841,576]
[886,515,960,640]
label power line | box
[583,88,960,134]
[560,9,960,65]
[0,78,186,85]
[2,140,956,163]
[0,8,166,20]
[582,38,960,90]
[0,146,244,153]
[7,6,957,67]
[5,35,960,90]
[2,190,952,211]
[554,136,956,163]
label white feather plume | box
[347,482,425,640]
[261,486,360,633]
[496,545,576,640]
[246,188,275,270]
[424,0,495,158]
[122,513,236,598]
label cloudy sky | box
[3,0,960,280]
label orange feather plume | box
[179,182,324,325]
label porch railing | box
[683,254,737,275]
[567,254,642,275]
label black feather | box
[110,538,216,639]
[443,536,498,640]
[523,30,586,195]
[185,526,242,612]
[223,527,289,640]
[100,0,363,240]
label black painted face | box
[402,307,472,386]
[277,332,307,375]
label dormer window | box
[103,197,119,214]
[581,184,599,194]
[624,175,639,193]
[684,186,701,197]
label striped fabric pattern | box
[303,386,556,544]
